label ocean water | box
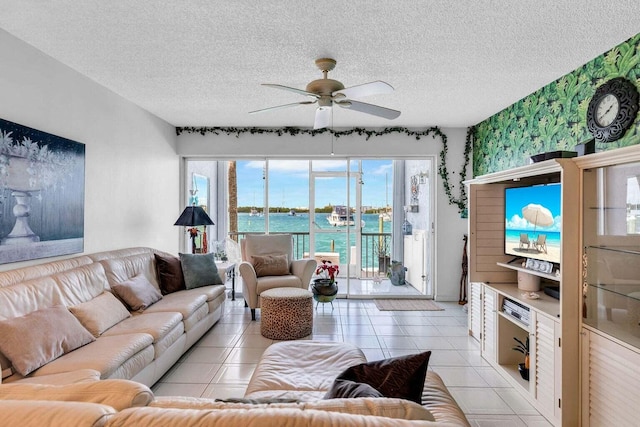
[238,212,392,267]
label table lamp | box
[174,206,214,254]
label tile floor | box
[152,297,552,426]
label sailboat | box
[249,191,263,216]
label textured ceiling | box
[1,1,639,128]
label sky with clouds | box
[236,159,393,209]
[505,183,562,232]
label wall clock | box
[587,77,639,143]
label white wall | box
[178,128,470,301]
[0,30,180,270]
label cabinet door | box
[581,328,640,427]
[469,282,482,340]
[532,312,558,422]
[482,287,497,362]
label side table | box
[215,261,237,301]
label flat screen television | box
[504,183,561,264]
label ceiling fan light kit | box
[249,58,401,129]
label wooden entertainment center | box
[467,159,581,427]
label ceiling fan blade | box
[333,81,394,99]
[314,107,332,129]
[249,101,316,114]
[336,100,400,120]
[262,83,319,98]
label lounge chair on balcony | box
[238,234,317,320]
[534,234,547,254]
[519,233,530,250]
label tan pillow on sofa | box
[69,291,132,337]
[0,305,95,376]
[251,254,289,277]
[0,379,153,411]
[111,274,162,312]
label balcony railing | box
[228,231,392,278]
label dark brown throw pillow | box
[324,379,384,399]
[326,351,431,404]
[154,253,186,294]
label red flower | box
[315,260,339,282]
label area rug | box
[374,299,444,311]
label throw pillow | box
[179,252,223,289]
[251,254,289,277]
[69,292,131,337]
[324,351,431,404]
[324,379,384,399]
[215,397,300,404]
[111,274,162,312]
[0,305,95,376]
[154,253,186,294]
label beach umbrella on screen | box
[521,204,553,232]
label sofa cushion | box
[255,275,303,294]
[10,369,101,385]
[101,312,184,358]
[179,253,223,289]
[244,341,367,400]
[0,400,115,427]
[31,333,154,380]
[101,312,183,343]
[151,396,435,421]
[111,406,433,426]
[69,291,132,337]
[142,292,207,321]
[154,253,186,294]
[0,378,153,411]
[0,305,95,376]
[111,274,162,312]
[251,254,289,277]
[327,351,431,404]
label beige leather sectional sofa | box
[0,340,470,426]
[0,247,226,386]
[0,246,469,426]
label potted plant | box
[513,336,530,381]
[312,260,339,302]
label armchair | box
[238,234,317,320]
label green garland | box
[438,126,473,215]
[176,126,472,214]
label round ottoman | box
[260,287,313,340]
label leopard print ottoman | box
[260,287,313,340]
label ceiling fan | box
[249,58,401,129]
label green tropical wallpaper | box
[474,32,640,176]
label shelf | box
[497,262,560,282]
[485,282,561,319]
[586,283,640,301]
[498,311,529,330]
[585,245,640,256]
[501,363,531,391]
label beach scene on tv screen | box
[505,184,561,264]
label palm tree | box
[228,161,237,241]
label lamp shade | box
[174,206,214,227]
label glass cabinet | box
[582,162,640,350]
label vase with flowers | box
[312,260,339,307]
